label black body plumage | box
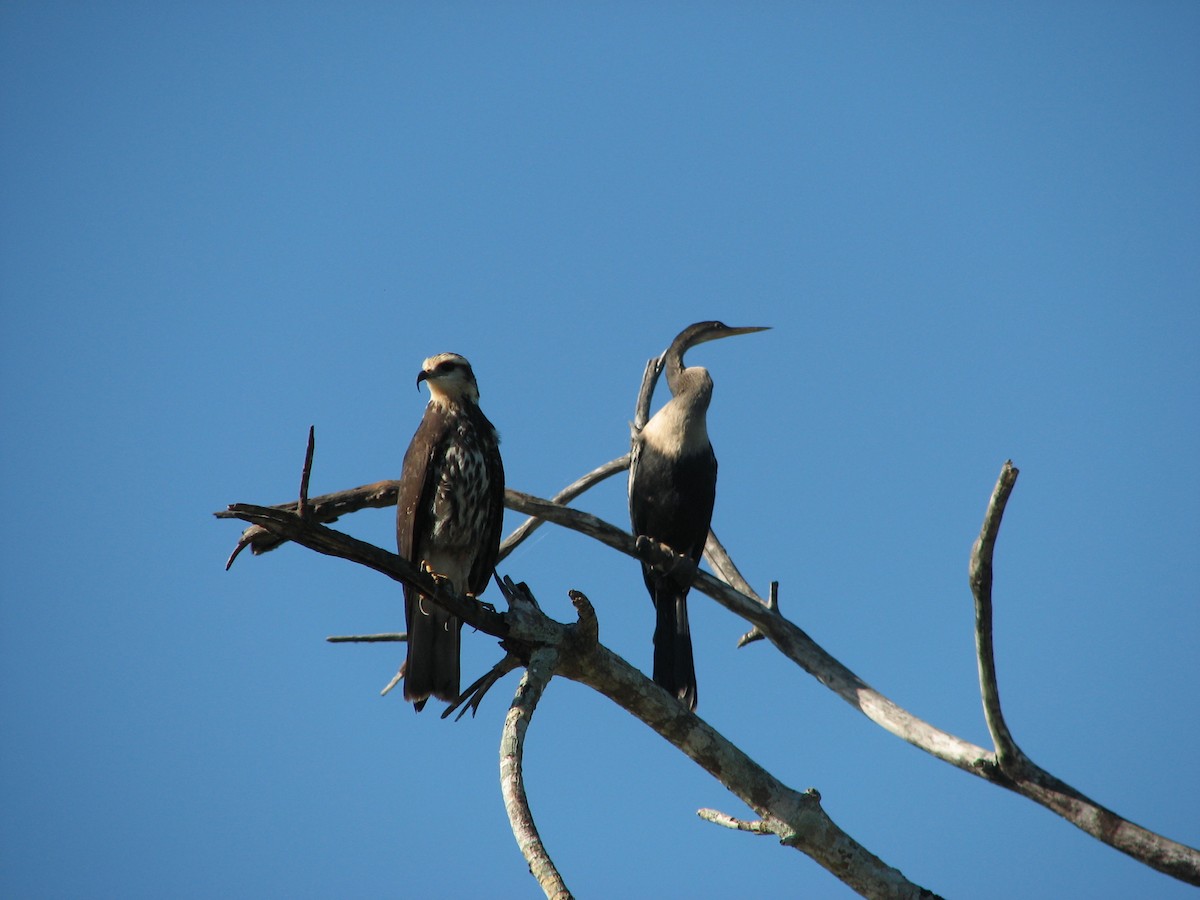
[397,353,504,711]
[629,321,767,710]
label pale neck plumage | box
[641,367,713,457]
[425,381,479,409]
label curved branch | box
[970,460,1024,767]
[218,468,1200,885]
[498,456,629,562]
[504,490,991,768]
[966,462,1200,883]
[500,646,571,900]
[219,496,936,895]
[500,490,1200,886]
[549,593,940,899]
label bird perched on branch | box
[629,321,768,710]
[397,353,505,711]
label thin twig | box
[704,529,777,647]
[380,666,403,697]
[737,581,779,648]
[298,425,315,518]
[498,456,630,562]
[326,633,406,643]
[969,460,1024,769]
[697,808,774,835]
[704,528,767,604]
[499,646,571,900]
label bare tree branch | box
[500,640,571,900]
[969,459,1024,767]
[495,490,1200,886]
[633,355,664,431]
[219,498,938,896]
[220,480,401,565]
[698,808,776,835]
[326,633,406,643]
[217,457,1200,888]
[963,461,1200,884]
[704,528,768,604]
[222,503,510,640]
[497,455,629,563]
[550,592,940,900]
[736,582,778,648]
[502,492,992,765]
[298,425,315,519]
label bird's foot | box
[420,560,454,593]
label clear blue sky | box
[2,4,1197,898]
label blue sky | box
[2,3,1197,898]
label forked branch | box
[220,491,937,897]
[217,422,1199,889]
[965,462,1199,884]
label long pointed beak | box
[719,325,770,339]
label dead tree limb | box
[498,455,629,562]
[500,639,570,900]
[218,440,1200,889]
[496,490,1200,886]
[218,482,1200,886]
[965,461,1200,883]
[219,497,938,897]
[969,459,1024,767]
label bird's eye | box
[436,360,456,373]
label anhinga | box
[397,353,505,711]
[629,321,768,710]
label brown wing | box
[466,405,505,596]
[397,404,448,582]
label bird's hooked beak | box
[416,370,429,392]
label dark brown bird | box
[629,322,768,710]
[397,353,504,711]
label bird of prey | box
[397,353,505,711]
[629,322,768,710]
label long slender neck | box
[663,342,688,396]
[644,351,714,457]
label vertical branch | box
[969,460,1024,769]
[500,647,571,900]
[632,356,664,432]
[298,425,316,518]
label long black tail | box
[404,598,461,712]
[652,583,698,711]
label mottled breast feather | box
[397,399,504,596]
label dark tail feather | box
[404,601,461,712]
[652,585,698,711]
